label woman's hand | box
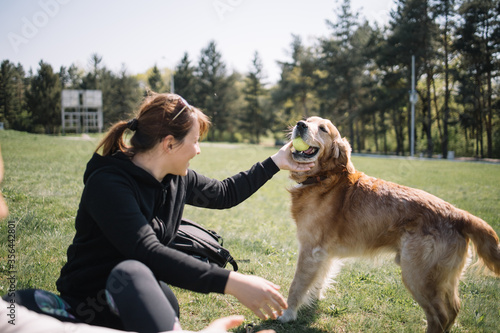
[271,142,315,172]
[199,315,275,333]
[224,272,288,321]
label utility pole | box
[170,72,175,93]
[409,55,418,157]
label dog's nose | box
[297,121,308,129]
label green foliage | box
[196,40,233,141]
[319,0,371,150]
[174,52,197,103]
[274,35,319,122]
[241,51,269,144]
[102,67,142,124]
[1,0,500,157]
[1,130,498,332]
[25,60,61,134]
[147,64,165,93]
[0,60,29,131]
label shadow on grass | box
[234,302,330,333]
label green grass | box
[1,130,499,332]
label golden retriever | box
[279,116,500,333]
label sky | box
[1,0,396,85]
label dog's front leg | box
[279,245,329,322]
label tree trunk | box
[442,12,450,159]
[486,70,493,158]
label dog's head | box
[290,116,355,182]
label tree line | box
[1,0,499,158]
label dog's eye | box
[319,126,328,133]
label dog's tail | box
[462,212,500,276]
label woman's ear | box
[162,135,175,153]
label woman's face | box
[169,117,201,176]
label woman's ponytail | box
[95,121,130,156]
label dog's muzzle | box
[292,121,320,161]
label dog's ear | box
[332,143,340,159]
[333,137,355,174]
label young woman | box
[54,93,313,332]
[0,147,278,333]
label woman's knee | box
[107,260,155,293]
[105,261,180,331]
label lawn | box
[0,130,499,332]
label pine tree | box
[387,0,440,156]
[81,53,103,90]
[455,0,499,158]
[242,51,267,143]
[173,53,197,104]
[103,65,141,125]
[432,0,458,158]
[147,64,165,93]
[274,34,318,125]
[196,40,231,141]
[25,61,61,133]
[319,0,368,151]
[0,60,28,130]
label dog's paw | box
[278,309,297,323]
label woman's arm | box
[186,143,313,209]
[185,157,278,209]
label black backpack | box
[169,219,238,271]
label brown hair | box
[96,92,210,156]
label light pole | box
[170,71,174,93]
[409,55,418,157]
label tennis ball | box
[293,137,310,151]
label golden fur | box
[279,117,500,333]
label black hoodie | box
[56,152,280,301]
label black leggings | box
[3,260,180,332]
[104,260,180,332]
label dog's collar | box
[299,176,327,185]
